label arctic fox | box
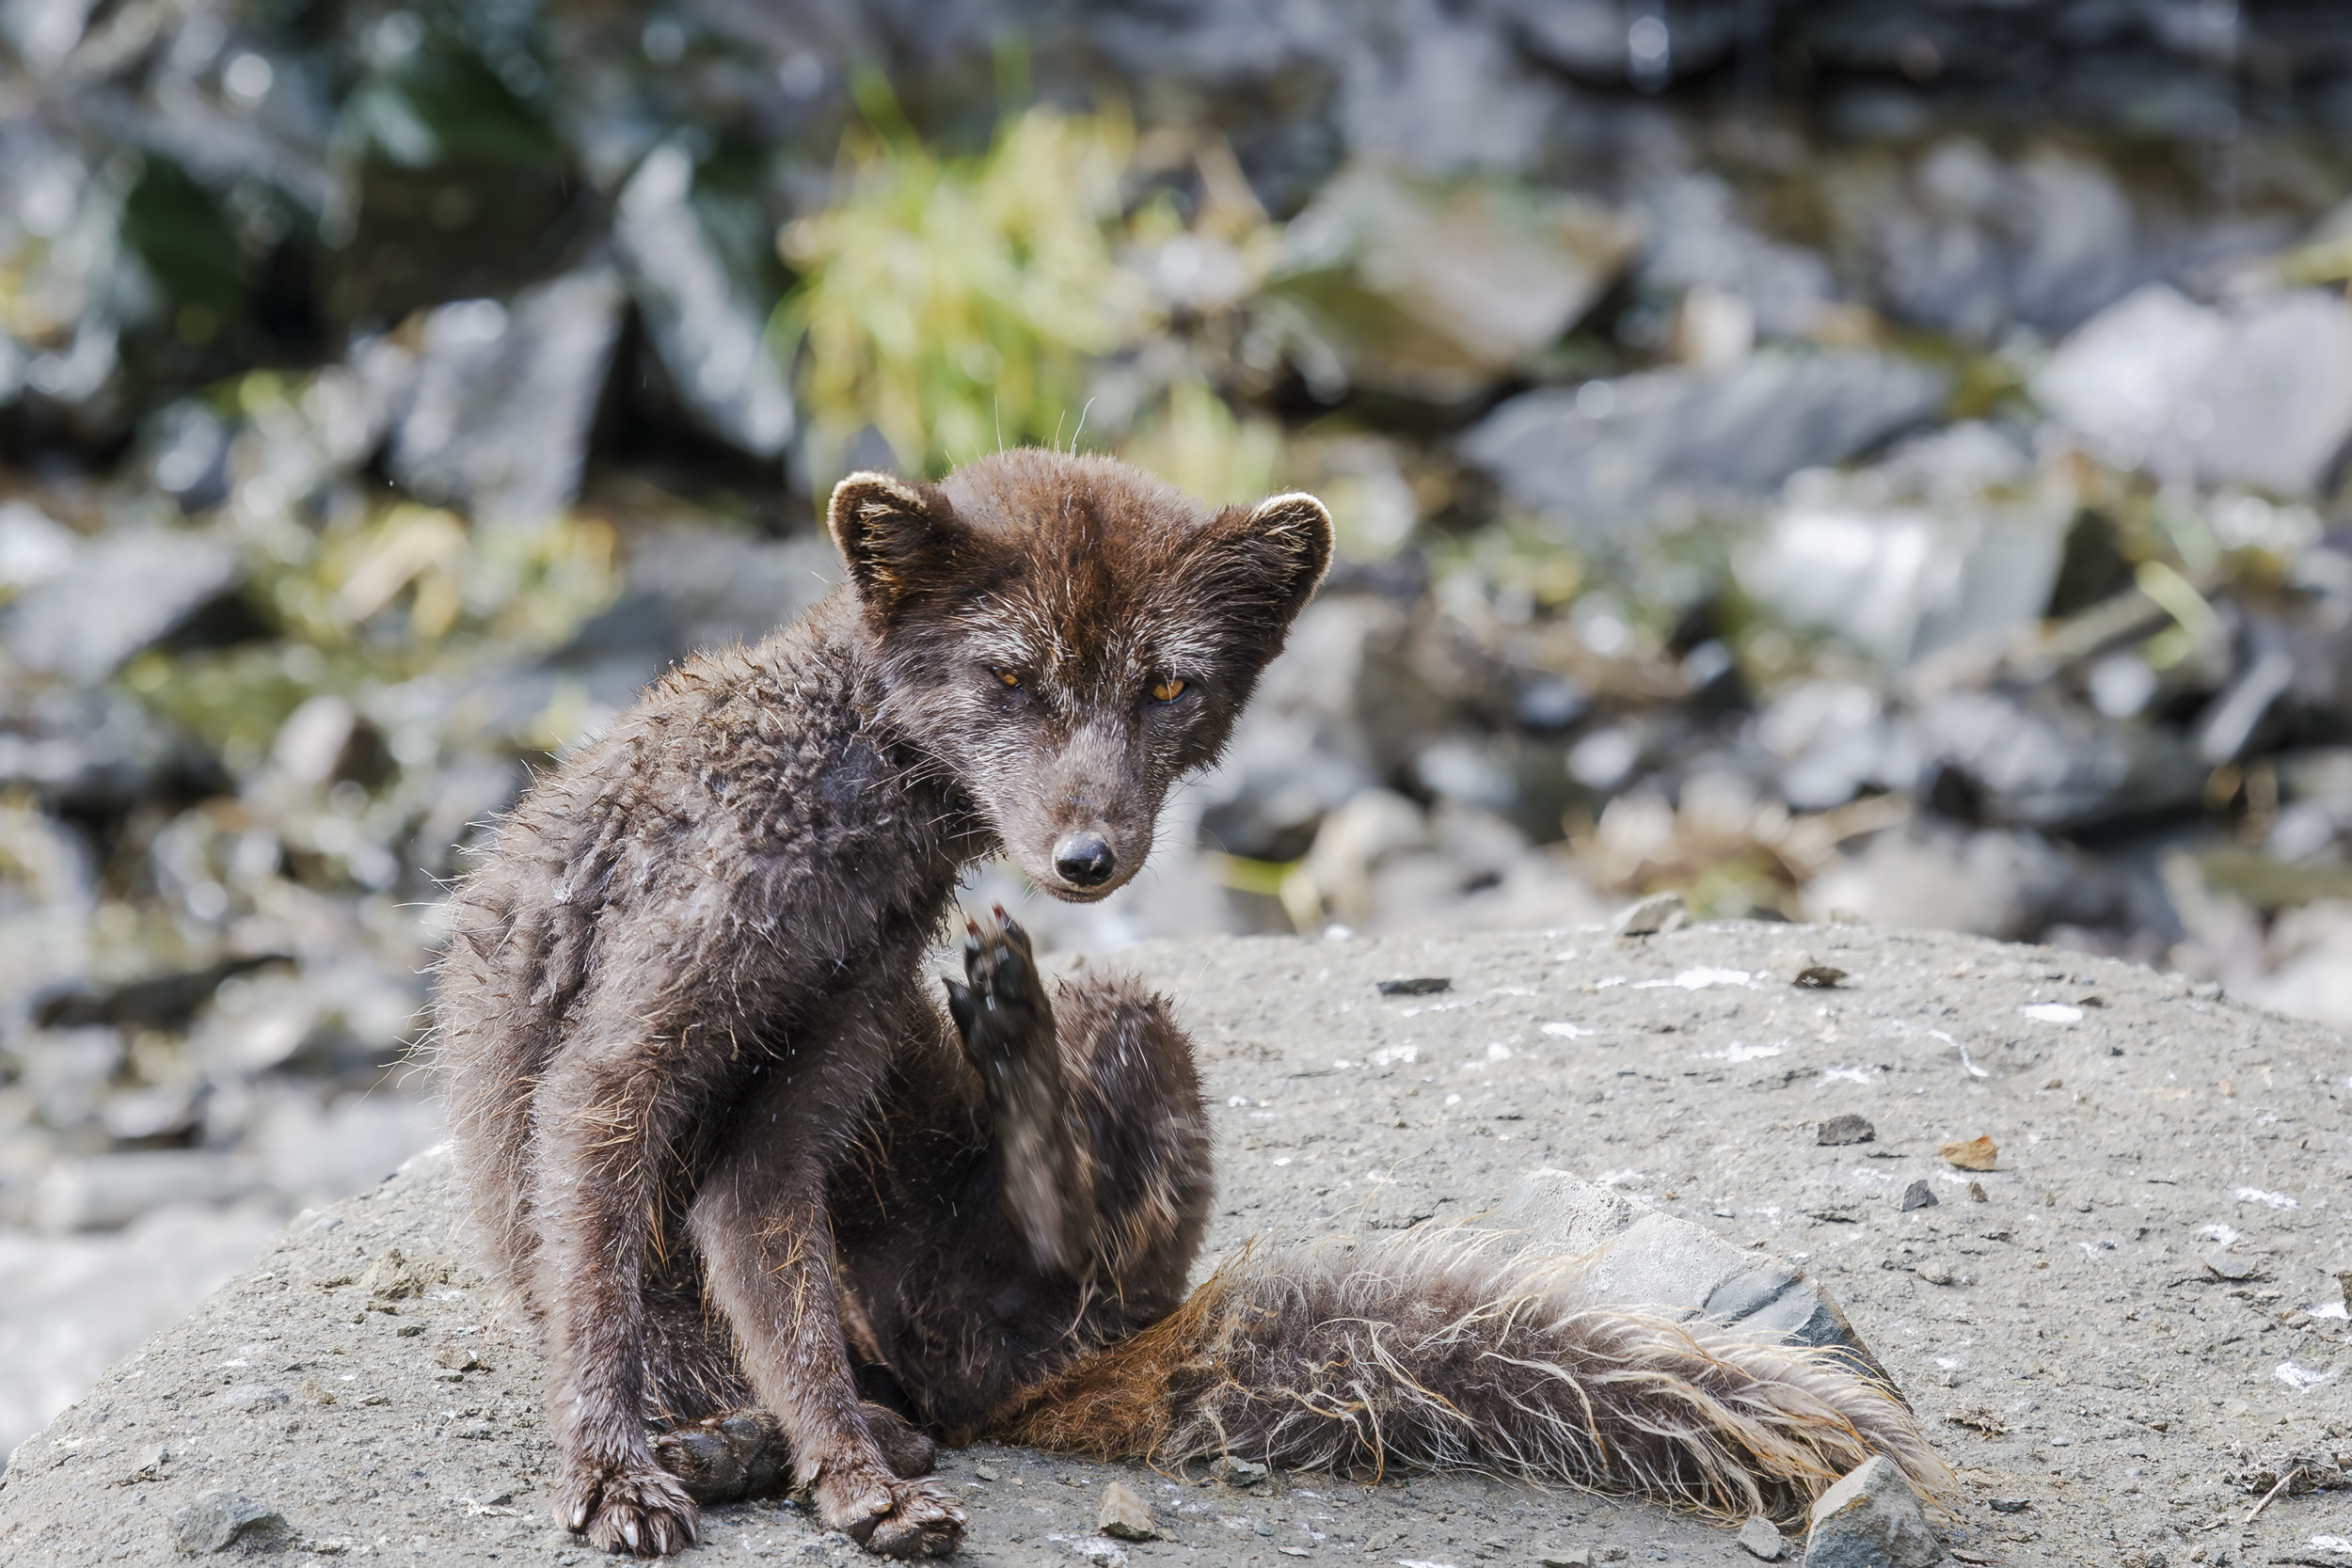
[435,451,1937,1560]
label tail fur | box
[990,1230,1947,1522]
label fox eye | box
[1149,676,1188,703]
[991,668,1024,689]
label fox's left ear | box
[1201,491,1335,630]
[827,470,971,617]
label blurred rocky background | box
[6,0,2352,1457]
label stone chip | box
[170,1490,287,1554]
[1804,1455,1941,1567]
[1099,1480,1161,1541]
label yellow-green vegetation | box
[778,94,1148,482]
[1118,378,1285,507]
[127,499,618,777]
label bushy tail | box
[989,1230,1946,1522]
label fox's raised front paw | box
[812,1457,965,1560]
[945,906,1094,1273]
[944,905,1050,1066]
[561,1459,699,1557]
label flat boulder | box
[2,922,2343,1568]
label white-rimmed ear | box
[1203,490,1335,626]
[826,471,968,613]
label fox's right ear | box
[1198,490,1335,634]
[827,471,969,615]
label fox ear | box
[827,471,969,614]
[1200,491,1335,630]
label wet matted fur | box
[993,1228,1949,1524]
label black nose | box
[1053,832,1117,888]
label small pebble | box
[171,1490,286,1554]
[1212,1454,1268,1485]
[214,1383,291,1414]
[1818,1114,1876,1147]
[1098,1480,1160,1542]
[1613,892,1686,938]
[1899,1180,1938,1212]
[1737,1513,1786,1559]
[1804,1456,1940,1567]
[1939,1134,1998,1171]
[1375,976,1450,997]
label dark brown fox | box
[436,451,1942,1561]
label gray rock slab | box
[4,922,2347,1568]
[1462,350,1948,532]
[386,266,625,530]
[2032,281,2352,496]
[1475,1171,1889,1382]
[3,531,241,684]
[613,143,796,460]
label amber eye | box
[1150,676,1188,703]
[993,668,1023,689]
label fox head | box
[829,449,1332,902]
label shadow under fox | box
[435,450,1941,1560]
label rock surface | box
[1461,351,1949,531]
[2,921,2347,1567]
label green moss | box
[776,93,1146,483]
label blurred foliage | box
[1117,378,1283,507]
[124,496,617,779]
[778,91,1149,482]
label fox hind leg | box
[653,1404,935,1504]
[945,907,1095,1275]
